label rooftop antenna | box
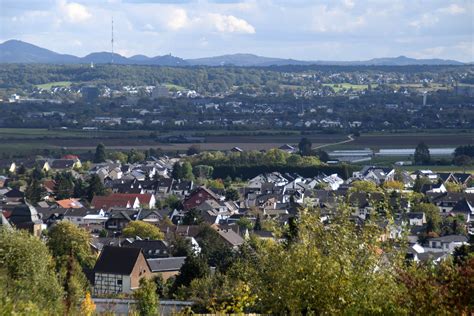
[111,16,114,64]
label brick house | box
[182,187,221,211]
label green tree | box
[254,214,262,231]
[171,255,209,295]
[187,145,201,156]
[225,187,240,201]
[134,277,159,316]
[87,174,106,201]
[243,208,406,314]
[94,143,106,163]
[236,217,253,231]
[413,202,442,235]
[47,221,95,269]
[47,222,96,313]
[298,137,312,156]
[315,149,329,162]
[171,162,182,180]
[122,221,165,239]
[0,227,64,314]
[108,151,128,163]
[181,161,194,181]
[25,178,44,205]
[350,180,378,193]
[413,175,430,193]
[193,165,214,179]
[55,172,75,200]
[164,194,181,209]
[414,142,431,165]
[128,149,146,163]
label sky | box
[0,0,473,61]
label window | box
[117,279,122,285]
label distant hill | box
[0,40,79,64]
[0,39,466,66]
[187,53,312,66]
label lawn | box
[35,81,72,90]
[322,83,377,92]
[164,83,186,90]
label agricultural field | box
[0,128,470,157]
[35,81,72,90]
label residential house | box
[215,227,244,249]
[426,235,468,253]
[147,257,186,281]
[93,246,152,295]
[104,210,137,231]
[182,187,221,211]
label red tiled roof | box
[56,198,83,209]
[43,180,56,192]
[62,155,79,160]
[114,193,153,204]
[91,193,153,210]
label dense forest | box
[1,63,472,93]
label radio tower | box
[111,17,114,64]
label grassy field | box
[322,83,377,92]
[35,81,72,90]
[164,83,186,90]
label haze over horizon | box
[1,0,473,62]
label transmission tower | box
[111,17,114,64]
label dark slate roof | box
[452,198,474,214]
[50,159,75,169]
[4,188,24,198]
[417,252,446,262]
[124,240,169,256]
[437,173,453,183]
[147,256,186,272]
[94,246,144,275]
[407,212,424,220]
[253,230,274,238]
[429,235,468,243]
[453,173,472,184]
[172,180,193,191]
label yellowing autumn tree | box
[81,292,96,316]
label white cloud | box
[208,13,255,34]
[438,4,466,15]
[166,8,189,30]
[409,13,439,29]
[58,0,92,23]
[311,5,365,33]
[342,0,355,9]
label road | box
[313,134,354,150]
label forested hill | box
[0,40,466,66]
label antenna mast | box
[111,17,114,64]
